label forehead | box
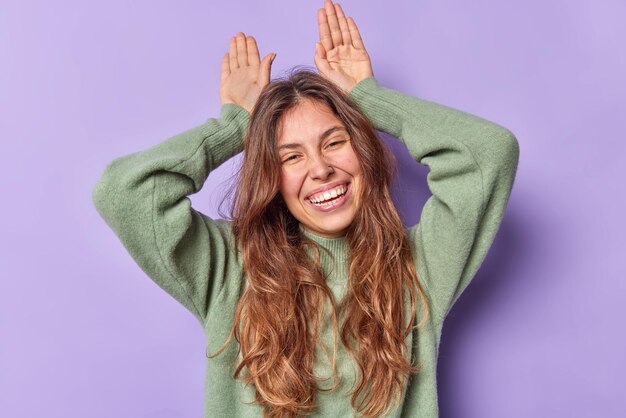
[276,100,346,145]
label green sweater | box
[92,76,519,417]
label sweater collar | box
[299,224,348,253]
[299,224,349,282]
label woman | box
[92,1,519,417]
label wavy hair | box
[210,67,429,418]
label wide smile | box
[304,182,352,213]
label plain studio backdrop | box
[1,0,624,417]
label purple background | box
[1,0,624,417]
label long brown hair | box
[211,67,429,418]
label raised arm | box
[348,77,519,326]
[92,32,275,327]
[315,1,520,325]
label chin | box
[308,216,355,238]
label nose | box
[308,153,335,180]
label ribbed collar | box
[299,224,349,283]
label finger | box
[229,36,239,69]
[324,0,343,46]
[347,17,366,50]
[221,53,230,83]
[235,32,248,67]
[317,8,334,52]
[334,3,351,45]
[246,35,260,66]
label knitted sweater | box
[92,76,519,417]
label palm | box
[325,45,371,85]
[315,0,374,94]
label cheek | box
[330,153,362,175]
[279,169,304,201]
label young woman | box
[92,1,519,417]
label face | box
[276,99,363,238]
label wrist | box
[221,101,250,116]
[348,76,376,96]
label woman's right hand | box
[220,32,276,114]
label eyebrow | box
[277,126,348,152]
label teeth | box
[309,185,347,204]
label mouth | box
[304,182,351,212]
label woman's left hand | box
[314,0,374,94]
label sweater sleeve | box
[91,103,250,327]
[348,77,519,325]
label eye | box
[282,154,300,163]
[326,140,346,149]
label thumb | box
[260,52,276,86]
[313,43,330,74]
